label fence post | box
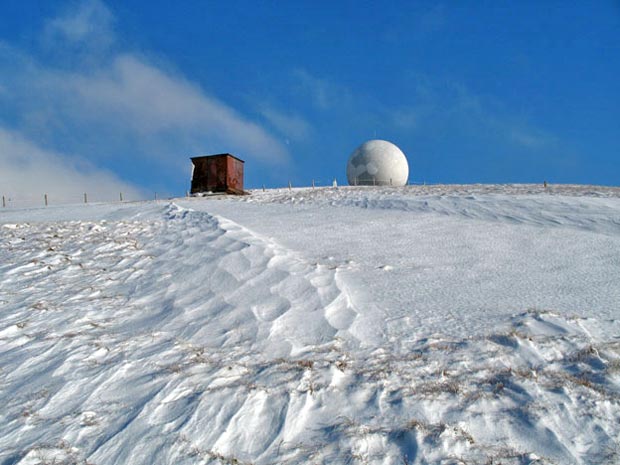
[262,184,265,192]
[312,179,315,189]
[44,194,48,206]
[2,195,5,208]
[120,192,123,202]
[288,181,292,191]
[84,193,88,204]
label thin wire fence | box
[4,181,616,210]
[1,180,439,209]
[0,192,150,209]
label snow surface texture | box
[1,184,619,465]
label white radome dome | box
[346,140,409,186]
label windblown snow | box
[1,184,619,465]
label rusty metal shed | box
[190,154,245,195]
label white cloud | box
[1,47,289,165]
[259,105,312,140]
[44,0,115,47]
[293,69,352,111]
[392,77,558,151]
[508,127,557,149]
[0,127,144,206]
[46,54,290,163]
[0,1,290,200]
[390,108,420,130]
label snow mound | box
[0,203,359,464]
[240,185,620,235]
[1,187,619,464]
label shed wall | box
[190,154,244,194]
[226,157,244,194]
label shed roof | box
[191,153,245,163]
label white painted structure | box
[346,139,409,186]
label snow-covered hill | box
[1,185,619,465]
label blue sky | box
[0,1,618,201]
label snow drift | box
[1,184,619,465]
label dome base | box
[350,177,401,186]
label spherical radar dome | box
[346,140,409,186]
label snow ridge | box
[0,203,358,464]
[240,186,620,236]
[1,191,619,465]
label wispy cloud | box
[0,0,289,200]
[390,108,421,130]
[44,0,115,45]
[292,69,353,111]
[259,105,313,141]
[394,76,559,151]
[0,126,143,205]
[290,67,555,153]
[508,127,557,149]
[55,54,290,163]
